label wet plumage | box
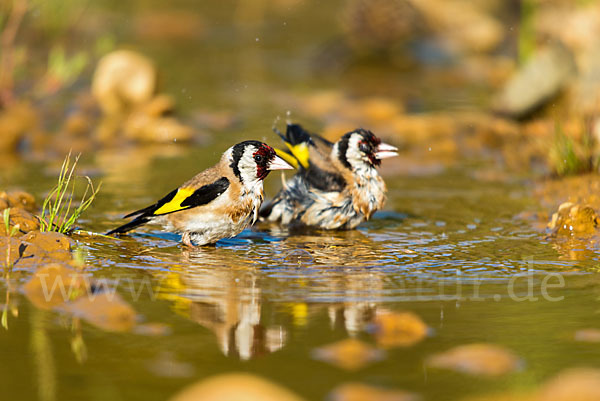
[107,140,292,246]
[260,124,398,229]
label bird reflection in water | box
[160,247,286,360]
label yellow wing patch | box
[285,142,310,169]
[275,148,299,170]
[153,187,195,215]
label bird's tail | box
[106,215,151,236]
[273,123,315,170]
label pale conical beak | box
[268,155,294,170]
[375,142,399,159]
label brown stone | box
[65,292,136,332]
[169,373,307,401]
[23,263,88,310]
[426,343,521,377]
[370,310,428,348]
[312,338,386,371]
[329,382,420,401]
[0,190,36,212]
[0,207,39,235]
[547,202,599,236]
[20,231,72,253]
[92,50,157,116]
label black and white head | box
[335,129,398,172]
[228,140,293,187]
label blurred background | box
[3,1,600,401]
[2,0,598,172]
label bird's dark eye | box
[359,143,369,153]
[254,155,263,163]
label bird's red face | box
[253,144,276,180]
[230,140,293,184]
[253,143,293,180]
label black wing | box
[106,177,230,235]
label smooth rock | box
[92,50,157,116]
[547,202,599,236]
[369,310,428,348]
[23,263,88,310]
[0,190,36,213]
[426,343,522,377]
[312,338,386,371]
[329,382,420,401]
[169,373,307,401]
[0,207,39,235]
[493,43,577,119]
[65,292,136,332]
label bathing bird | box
[260,123,398,229]
[107,141,293,246]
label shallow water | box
[3,147,600,401]
[3,1,600,400]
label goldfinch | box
[107,141,293,246]
[260,124,398,229]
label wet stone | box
[493,43,577,119]
[0,236,24,267]
[547,202,599,236]
[461,367,600,401]
[426,343,522,377]
[22,263,89,310]
[312,338,386,371]
[0,102,38,153]
[65,292,136,332]
[92,50,157,116]
[123,114,193,143]
[574,328,600,343]
[146,351,195,378]
[0,190,36,213]
[0,207,39,236]
[369,310,429,348]
[169,373,307,401]
[20,231,73,263]
[133,322,172,336]
[329,382,421,401]
[414,0,504,53]
[537,368,600,401]
[20,231,72,253]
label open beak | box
[375,142,399,159]
[268,155,294,170]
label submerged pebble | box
[312,338,386,371]
[169,373,307,401]
[65,292,136,332]
[463,367,600,401]
[328,382,420,401]
[23,263,89,310]
[574,328,600,343]
[426,343,522,377]
[368,310,429,348]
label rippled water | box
[4,145,600,400]
[3,0,600,399]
